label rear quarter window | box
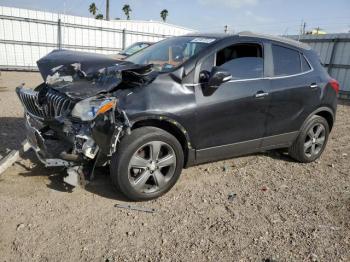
[301,54,311,72]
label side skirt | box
[194,131,299,165]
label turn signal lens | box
[97,100,116,115]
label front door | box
[194,42,270,163]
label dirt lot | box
[0,71,349,261]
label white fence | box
[0,6,194,70]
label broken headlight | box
[71,97,116,121]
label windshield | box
[120,42,151,56]
[126,36,217,73]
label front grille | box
[16,87,74,120]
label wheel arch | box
[303,107,335,131]
[315,109,334,131]
[130,116,194,167]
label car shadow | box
[15,148,296,201]
[0,117,26,156]
[84,168,130,201]
[260,150,296,162]
[17,150,129,201]
[3,117,296,201]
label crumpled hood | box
[37,49,122,80]
[36,49,157,100]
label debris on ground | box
[16,224,25,231]
[222,164,230,172]
[227,192,237,202]
[261,186,269,192]
[204,167,210,173]
[114,203,156,213]
[0,140,30,176]
[309,253,318,262]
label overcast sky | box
[1,0,349,35]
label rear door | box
[262,43,321,148]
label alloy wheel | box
[304,123,326,158]
[128,141,177,193]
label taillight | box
[329,79,340,94]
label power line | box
[194,16,350,30]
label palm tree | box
[160,9,168,22]
[122,4,132,20]
[89,3,98,16]
[95,13,104,20]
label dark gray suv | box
[16,32,338,200]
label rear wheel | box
[289,115,329,163]
[110,127,184,201]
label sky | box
[1,0,349,35]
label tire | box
[110,127,184,201]
[288,115,329,163]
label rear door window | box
[272,45,301,76]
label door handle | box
[310,83,318,89]
[255,91,269,98]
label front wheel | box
[288,115,329,163]
[110,127,184,201]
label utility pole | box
[302,22,306,35]
[57,19,62,49]
[298,20,304,40]
[224,25,228,33]
[106,0,110,20]
[316,26,320,34]
[299,20,303,36]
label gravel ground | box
[0,72,349,261]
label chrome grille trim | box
[16,87,73,120]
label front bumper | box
[24,113,104,187]
[24,114,75,167]
[24,113,103,168]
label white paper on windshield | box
[190,38,216,44]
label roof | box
[184,32,231,39]
[185,31,311,50]
[238,31,311,50]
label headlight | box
[71,97,116,121]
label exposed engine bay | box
[16,49,158,186]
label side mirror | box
[207,67,232,88]
[200,67,232,96]
[170,66,184,82]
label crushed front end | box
[16,84,126,186]
[15,49,155,186]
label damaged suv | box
[17,32,338,200]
